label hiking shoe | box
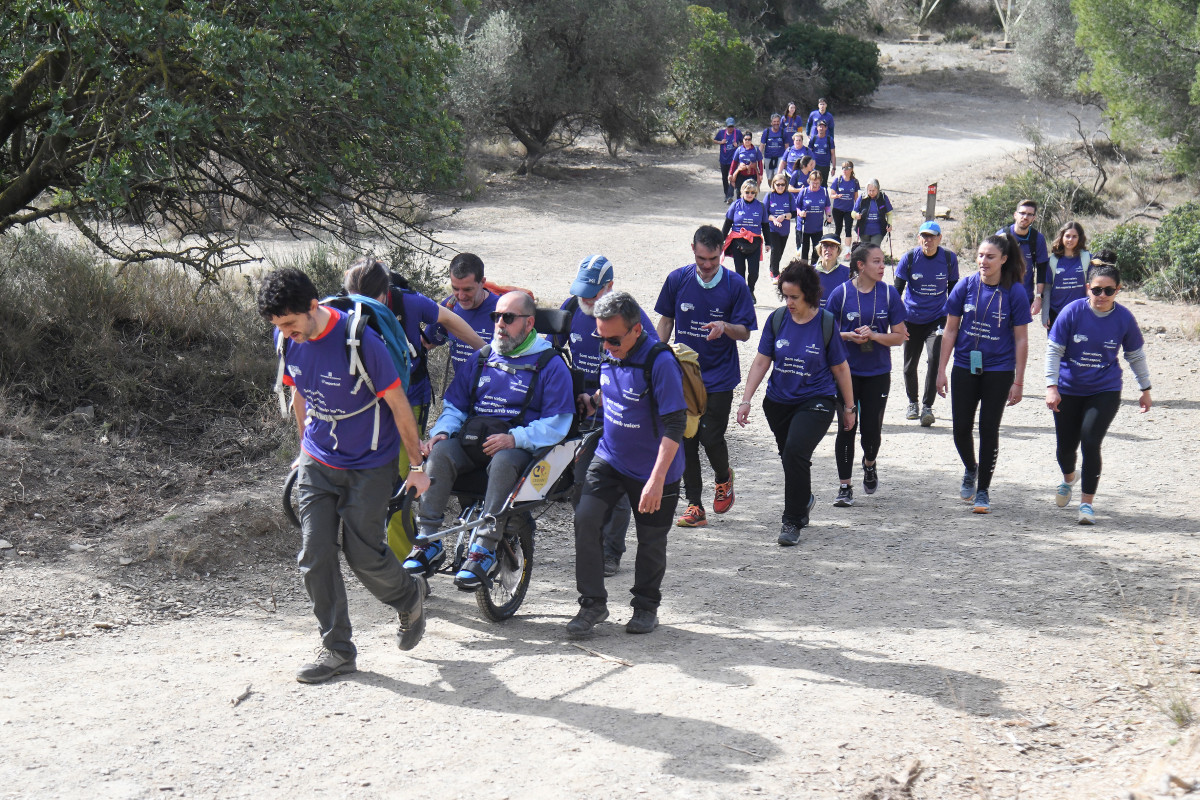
[833,485,853,507]
[296,647,356,684]
[777,521,803,547]
[626,608,659,634]
[960,469,977,502]
[1055,478,1075,508]
[862,460,878,495]
[713,469,735,513]
[920,406,935,427]
[396,575,427,651]
[603,556,620,578]
[1078,503,1096,525]
[453,542,497,591]
[800,493,816,527]
[566,601,609,637]
[905,402,920,420]
[402,537,445,576]
[676,504,707,527]
[972,489,991,514]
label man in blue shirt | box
[406,291,575,590]
[713,117,742,204]
[258,268,431,684]
[997,199,1048,316]
[805,98,835,139]
[569,291,686,638]
[424,253,500,376]
[655,225,757,528]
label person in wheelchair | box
[405,291,575,589]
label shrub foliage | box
[1144,202,1200,302]
[768,25,881,104]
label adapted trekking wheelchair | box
[283,307,591,621]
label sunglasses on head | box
[1089,286,1117,296]
[489,311,531,324]
[591,328,631,346]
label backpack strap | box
[467,346,559,427]
[274,336,291,418]
[639,342,673,438]
[769,306,787,338]
[467,345,492,412]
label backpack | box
[624,342,707,439]
[901,246,954,285]
[1043,249,1090,327]
[769,306,836,354]
[273,293,413,451]
[855,194,889,235]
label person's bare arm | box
[656,315,675,343]
[291,388,306,440]
[1009,325,1028,406]
[936,315,961,398]
[435,305,485,351]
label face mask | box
[696,266,724,289]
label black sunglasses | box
[591,328,632,346]
[1089,286,1117,296]
[489,311,532,324]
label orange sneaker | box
[676,504,708,528]
[713,468,735,514]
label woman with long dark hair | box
[737,258,855,545]
[936,231,1032,514]
[721,179,770,295]
[1045,255,1152,524]
[1035,221,1091,329]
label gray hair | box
[592,290,642,330]
[867,178,882,193]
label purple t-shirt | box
[825,280,907,377]
[714,128,742,165]
[818,265,851,310]
[829,175,859,212]
[895,246,960,325]
[443,344,574,422]
[277,309,401,470]
[654,265,758,393]
[729,145,763,173]
[795,186,831,234]
[780,114,802,141]
[782,146,813,177]
[726,197,766,234]
[945,274,1033,372]
[387,288,442,408]
[999,224,1049,300]
[761,126,787,158]
[1049,300,1144,395]
[1048,254,1088,315]
[425,291,499,372]
[789,168,815,191]
[554,299,656,387]
[853,194,892,237]
[764,190,796,236]
[595,336,687,484]
[807,134,835,167]
[805,109,834,138]
[758,311,848,403]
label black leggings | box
[832,208,853,240]
[730,244,762,293]
[835,372,890,481]
[763,396,836,525]
[767,231,789,278]
[950,367,1014,492]
[902,317,944,407]
[683,390,733,507]
[796,230,822,263]
[1053,391,1121,496]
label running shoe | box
[905,402,920,420]
[800,493,816,526]
[973,489,991,514]
[453,542,497,590]
[862,460,878,495]
[920,406,935,427]
[833,485,853,507]
[676,504,708,527]
[778,521,802,547]
[960,469,977,502]
[713,469,735,514]
[1055,477,1076,508]
[1078,503,1095,525]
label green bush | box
[1144,201,1200,302]
[958,170,1106,254]
[1089,223,1152,285]
[768,26,881,104]
[942,24,980,44]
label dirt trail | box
[4,49,1200,800]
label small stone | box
[0,540,12,550]
[32,513,45,521]
[68,543,90,552]
[119,557,134,566]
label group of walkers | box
[256,121,1153,681]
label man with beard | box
[554,255,656,577]
[404,291,575,589]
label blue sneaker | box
[1055,477,1076,508]
[454,542,497,590]
[1078,503,1095,525]
[960,469,977,502]
[972,489,991,514]
[402,537,444,576]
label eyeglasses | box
[489,311,532,324]
[591,328,632,346]
[1089,286,1117,296]
[1016,211,1036,218]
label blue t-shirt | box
[789,168,815,191]
[654,265,758,393]
[1048,254,1088,315]
[729,145,763,173]
[805,110,834,138]
[425,291,499,373]
[726,197,766,235]
[945,274,1033,372]
[818,265,851,310]
[780,114,802,141]
[781,145,812,177]
[1049,300,1144,395]
[443,344,574,422]
[554,300,656,387]
[853,194,892,237]
[595,336,687,484]
[825,280,907,377]
[387,288,442,408]
[795,186,831,234]
[999,224,1049,299]
[807,134,835,167]
[764,189,796,236]
[714,128,742,165]
[895,246,960,325]
[278,309,401,470]
[829,175,859,212]
[758,311,848,403]
[761,126,787,158]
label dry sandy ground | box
[3,45,1200,800]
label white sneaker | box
[1078,503,1095,525]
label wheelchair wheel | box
[476,527,533,621]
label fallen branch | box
[570,643,633,667]
[231,684,252,707]
[719,743,765,760]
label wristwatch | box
[409,460,425,473]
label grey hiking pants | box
[417,437,532,548]
[296,452,423,658]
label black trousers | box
[832,208,853,239]
[575,457,679,611]
[730,245,761,293]
[1053,391,1121,495]
[902,317,945,407]
[683,389,734,507]
[817,163,831,185]
[763,396,836,525]
[950,366,1014,492]
[720,163,733,200]
[796,229,822,263]
[835,373,890,481]
[767,231,789,277]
